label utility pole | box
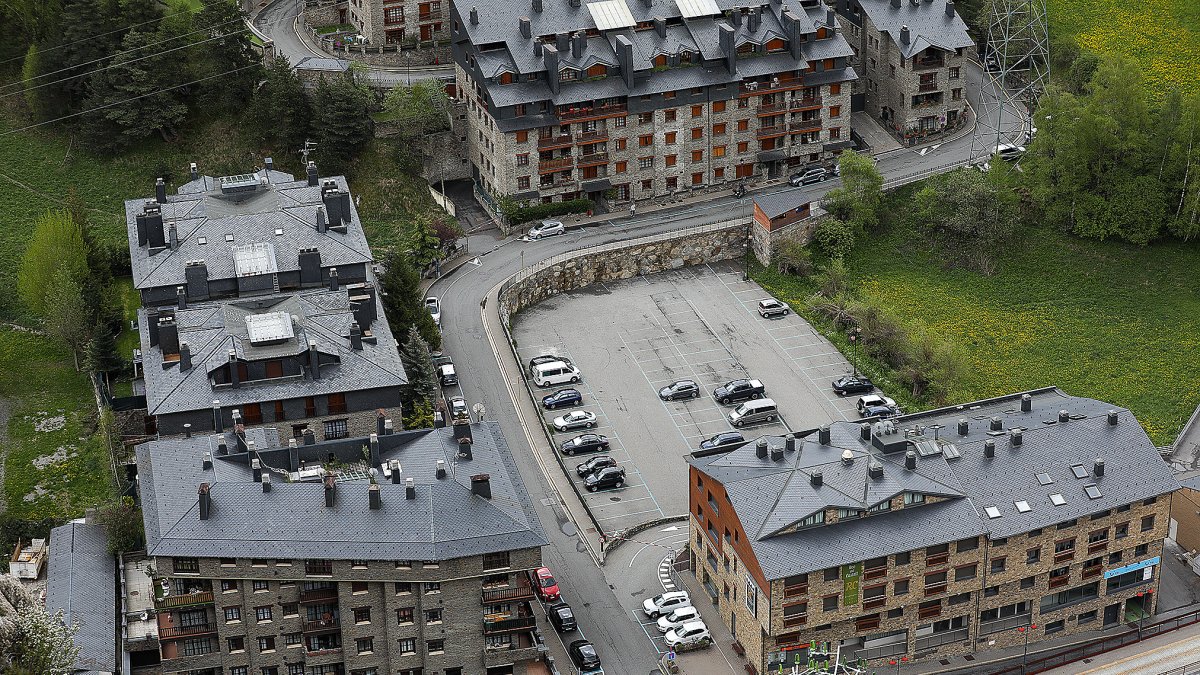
[300,139,318,164]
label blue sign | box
[1104,556,1160,579]
[667,651,675,661]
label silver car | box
[528,220,566,239]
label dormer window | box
[499,71,514,84]
[837,508,864,520]
[903,492,925,505]
[869,500,891,513]
[560,68,579,82]
[798,510,825,528]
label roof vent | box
[251,458,262,482]
[405,477,416,500]
[891,0,900,8]
[262,473,272,492]
[1021,393,1032,412]
[841,449,855,464]
[860,422,871,441]
[770,445,784,462]
[957,419,969,435]
[471,474,492,499]
[519,16,531,38]
[198,483,211,520]
[1057,409,1069,422]
[868,462,884,480]
[756,439,768,459]
[1094,458,1105,477]
[984,439,995,458]
[817,425,830,445]
[436,459,447,478]
[810,471,823,487]
[1107,410,1119,425]
[533,0,542,11]
[989,416,1002,431]
[369,483,382,509]
[904,450,917,470]
[323,473,336,508]
[1010,428,1023,447]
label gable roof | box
[47,520,117,675]
[845,0,974,59]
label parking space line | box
[595,508,668,522]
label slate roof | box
[691,388,1180,580]
[844,0,974,60]
[47,520,117,675]
[139,288,405,416]
[125,169,373,292]
[137,422,548,561]
[754,190,816,219]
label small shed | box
[752,191,814,231]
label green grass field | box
[1049,0,1200,96]
[753,187,1200,446]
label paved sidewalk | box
[671,571,744,675]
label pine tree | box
[399,326,438,411]
[312,73,374,173]
[192,0,261,111]
[86,326,123,391]
[379,250,441,350]
[247,57,312,154]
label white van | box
[728,398,778,427]
[533,360,581,387]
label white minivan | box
[728,398,778,427]
[533,360,582,387]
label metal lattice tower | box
[970,0,1050,164]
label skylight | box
[1037,473,1054,485]
[985,506,1002,519]
[1049,493,1066,506]
[1071,464,1089,479]
[1014,500,1031,513]
[1084,485,1102,500]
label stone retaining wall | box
[751,206,828,267]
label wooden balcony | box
[299,588,338,604]
[783,584,808,598]
[418,8,443,20]
[557,103,627,122]
[926,552,949,567]
[790,97,823,110]
[552,176,576,187]
[159,623,217,639]
[918,81,940,93]
[756,126,787,139]
[576,152,609,167]
[739,78,805,97]
[1049,575,1071,589]
[913,57,945,71]
[304,647,343,658]
[538,133,573,149]
[1054,550,1076,564]
[303,618,341,634]
[789,121,821,134]
[757,102,789,116]
[924,582,948,598]
[863,597,887,610]
[855,616,881,632]
[483,584,535,603]
[538,157,574,173]
[483,615,537,635]
[864,567,888,581]
[918,605,942,620]
[155,591,213,609]
[1088,541,1109,554]
[576,129,609,143]
[1083,565,1103,579]
[782,614,807,628]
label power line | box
[0,16,248,93]
[0,28,250,101]
[0,64,261,139]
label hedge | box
[503,198,593,226]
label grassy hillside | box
[1049,0,1200,96]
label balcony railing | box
[418,8,443,20]
[483,616,537,635]
[1088,540,1109,554]
[864,597,887,610]
[552,176,576,187]
[303,618,341,633]
[1083,565,1103,579]
[299,588,338,604]
[926,552,950,567]
[483,585,535,603]
[854,640,907,661]
[924,582,948,597]
[789,121,822,133]
[576,152,609,166]
[1049,575,1071,589]
[856,616,881,632]
[978,613,1032,636]
[155,591,214,609]
[782,614,807,628]
[756,126,786,139]
[864,567,888,581]
[918,605,942,620]
[913,58,945,71]
[159,623,217,639]
[790,97,823,110]
[757,102,789,115]
[538,157,574,173]
[739,79,805,97]
[575,129,609,143]
[557,103,627,122]
[538,134,573,149]
[1054,550,1076,564]
[305,647,343,658]
[783,584,808,598]
[914,627,969,651]
[918,81,940,93]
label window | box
[904,493,925,505]
[691,150,703,162]
[737,120,749,132]
[1144,496,1158,506]
[665,131,677,144]
[232,668,248,675]
[639,157,654,170]
[516,153,529,166]
[691,127,703,140]
[1015,501,1032,513]
[1037,473,1054,485]
[1135,543,1149,556]
[258,636,275,652]
[985,506,1002,519]
[824,567,839,582]
[252,580,269,592]
[426,608,443,624]
[822,594,838,612]
[952,88,962,101]
[1057,519,1078,530]
[993,537,1008,546]
[692,104,703,117]
[1078,609,1097,624]
[714,101,726,112]
[483,551,510,570]
[515,130,528,143]
[949,592,971,605]
[691,172,703,185]
[615,138,627,150]
[890,64,896,77]
[398,638,417,655]
[228,636,246,653]
[396,607,415,624]
[1115,522,1130,539]
[395,582,412,594]
[1027,547,1041,564]
[615,116,627,127]
[221,558,236,566]
[173,557,199,573]
[225,607,241,622]
[284,632,301,646]
[954,564,977,582]
[323,419,348,440]
[221,579,237,592]
[893,579,909,596]
[984,585,1000,597]
[428,639,445,654]
[665,155,677,167]
[949,66,960,79]
[991,557,1006,573]
[517,176,530,190]
[737,141,749,153]
[356,637,374,654]
[1029,529,1043,537]
[895,551,911,566]
[713,145,727,158]
[1142,515,1156,532]
[1071,464,1089,479]
[351,581,368,594]
[888,607,904,619]
[615,161,628,174]
[1041,582,1099,611]
[641,179,653,190]
[255,606,272,622]
[353,607,371,624]
[424,582,441,594]
[829,105,841,118]
[1021,576,1036,589]
[665,109,677,121]
[639,112,653,124]
[639,134,653,147]
[713,123,727,135]
[830,83,841,95]
[957,537,979,553]
[282,603,298,617]
[261,669,278,675]
[1109,551,1123,564]
[1050,493,1067,506]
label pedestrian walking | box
[629,203,636,217]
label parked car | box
[447,395,469,420]
[584,466,626,492]
[757,298,789,318]
[664,620,713,649]
[857,394,899,418]
[548,602,577,632]
[528,354,575,376]
[438,363,457,387]
[832,375,874,396]
[533,360,582,387]
[532,566,560,601]
[995,142,1026,161]
[431,352,453,368]
[425,296,440,326]
[575,454,617,477]
[528,219,566,240]
[657,606,701,633]
[560,434,609,456]
[643,591,692,618]
[788,167,828,186]
[542,388,582,409]
[713,379,764,405]
[728,398,778,427]
[699,431,747,451]
[568,639,602,672]
[553,410,597,432]
[659,379,700,401]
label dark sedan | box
[542,388,582,409]
[712,379,764,405]
[569,639,602,671]
[832,375,875,396]
[559,433,610,456]
[585,466,626,492]
[659,379,700,401]
[576,455,618,478]
[549,602,577,632]
[699,431,747,451]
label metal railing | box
[978,613,1032,636]
[155,592,214,609]
[538,134,573,149]
[557,103,627,121]
[483,584,535,603]
[159,623,217,639]
[914,627,969,651]
[576,152,609,166]
[483,616,537,634]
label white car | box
[552,410,597,432]
[856,394,896,414]
[758,298,789,318]
[657,606,700,633]
[528,219,566,240]
[664,620,713,649]
[425,296,441,326]
[448,396,469,420]
[995,143,1026,161]
[642,591,691,618]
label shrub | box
[501,198,592,226]
[94,496,145,555]
[812,217,856,260]
[774,240,813,277]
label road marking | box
[595,508,667,522]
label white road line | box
[594,508,668,522]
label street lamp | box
[1017,623,1037,674]
[849,328,861,376]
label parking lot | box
[511,261,861,534]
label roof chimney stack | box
[198,483,211,520]
[212,400,223,433]
[860,422,871,441]
[389,459,402,484]
[369,432,380,466]
[905,450,917,470]
[309,341,321,380]
[168,221,178,250]
[217,435,228,456]
[900,25,910,44]
[571,32,584,58]
[755,439,768,459]
[818,425,830,445]
[176,285,186,310]
[189,162,198,181]
[228,349,239,388]
[405,477,417,500]
[1107,410,1119,425]
[288,439,299,472]
[262,473,272,492]
[1021,393,1032,412]
[470,6,479,23]
[1010,428,1023,447]
[868,462,884,480]
[958,418,968,435]
[471,473,492,499]
[891,0,900,7]
[785,433,796,453]
[841,448,855,464]
[520,16,531,38]
[946,0,955,17]
[989,416,1002,431]
[183,423,192,438]
[369,483,381,509]
[264,157,274,172]
[316,206,327,233]
[770,445,784,462]
[984,439,995,458]
[350,321,363,350]
[1094,458,1105,476]
[376,410,386,437]
[1058,410,1070,423]
[307,161,319,187]
[810,471,823,487]
[155,177,167,204]
[323,473,336,507]
[826,8,835,29]
[533,0,542,11]
[653,16,665,37]
[303,428,316,445]
[436,459,447,478]
[202,451,212,470]
[384,419,394,435]
[329,267,339,291]
[252,458,262,482]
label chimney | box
[168,222,178,250]
[785,434,797,452]
[303,428,316,445]
[316,207,327,233]
[185,260,209,300]
[189,162,198,181]
[369,433,380,466]
[309,341,321,380]
[1107,410,1119,425]
[323,473,337,507]
[202,452,213,469]
[544,45,560,94]
[533,0,542,11]
[900,25,910,45]
[436,459,447,478]
[810,471,823,487]
[405,477,417,499]
[568,0,579,7]
[519,17,531,38]
[471,474,492,499]
[252,458,262,482]
[1010,428,1023,447]
[860,422,871,441]
[989,416,1002,431]
[376,411,386,437]
[784,9,803,59]
[1058,410,1070,423]
[179,342,192,371]
[321,180,343,225]
[158,316,179,356]
[616,35,634,88]
[217,434,228,456]
[1021,394,1032,412]
[571,32,584,58]
[841,449,855,464]
[144,202,165,250]
[228,349,239,388]
[719,24,736,73]
[818,425,831,445]
[329,268,339,291]
[905,450,917,470]
[350,321,363,350]
[338,191,351,226]
[891,0,900,8]
[369,483,382,509]
[470,6,479,23]
[958,418,968,435]
[176,285,186,310]
[755,439,768,459]
[747,6,760,32]
[213,400,223,433]
[288,439,299,472]
[640,0,650,7]
[946,0,955,17]
[155,177,167,204]
[770,445,784,462]
[389,459,402,484]
[262,473,272,492]
[298,248,322,285]
[984,439,995,458]
[307,161,319,187]
[653,17,665,37]
[384,419,394,435]
[264,157,274,172]
[197,483,212,520]
[868,462,884,480]
[1094,458,1105,477]
[826,8,835,29]
[731,7,742,26]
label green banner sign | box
[843,562,863,606]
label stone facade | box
[689,490,1170,671]
[750,205,828,266]
[1171,486,1200,553]
[152,548,543,675]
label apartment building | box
[452,0,857,210]
[135,420,549,675]
[339,0,449,46]
[835,0,974,137]
[688,388,1178,672]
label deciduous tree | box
[17,210,89,318]
[915,167,1019,274]
[823,150,884,232]
[94,497,145,555]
